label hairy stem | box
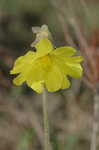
[42,90,51,150]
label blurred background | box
[0,0,99,150]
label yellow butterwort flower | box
[10,38,83,93]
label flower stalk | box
[42,90,51,150]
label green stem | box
[42,90,51,150]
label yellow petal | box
[51,55,67,74]
[14,51,35,66]
[10,51,35,74]
[13,74,25,85]
[45,64,63,92]
[63,56,84,63]
[61,75,71,89]
[52,46,77,57]
[27,81,44,93]
[14,56,24,66]
[35,38,53,57]
[65,63,83,78]
[26,61,45,83]
[52,55,83,78]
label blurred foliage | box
[17,128,35,150]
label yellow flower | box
[10,38,83,93]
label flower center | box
[40,55,51,70]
